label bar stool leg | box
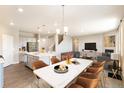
[102,70,106,87]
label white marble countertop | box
[19,51,54,57]
[19,51,55,65]
[33,58,93,88]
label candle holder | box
[66,55,72,64]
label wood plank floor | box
[4,62,124,88]
[4,63,35,88]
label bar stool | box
[32,60,48,70]
[85,64,105,87]
[91,61,105,67]
[89,61,105,77]
[32,60,48,87]
[86,66,104,74]
[80,71,100,80]
[51,56,60,64]
[69,76,99,88]
[69,66,103,88]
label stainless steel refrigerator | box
[27,42,38,52]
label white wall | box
[47,36,55,51]
[56,35,72,58]
[103,31,117,52]
[19,32,56,52]
[78,31,117,53]
[39,37,48,51]
[0,24,19,65]
[78,34,104,52]
[19,31,37,48]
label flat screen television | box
[85,43,97,51]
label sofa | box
[96,52,113,70]
[96,53,111,62]
[61,51,80,61]
[61,51,112,70]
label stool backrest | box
[32,60,48,70]
[51,56,60,64]
[77,77,98,88]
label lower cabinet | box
[19,53,28,63]
[0,63,3,88]
[26,55,39,69]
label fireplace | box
[105,49,114,57]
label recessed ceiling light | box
[48,31,50,33]
[18,8,23,12]
[9,22,14,26]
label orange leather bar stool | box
[86,66,104,74]
[91,61,105,68]
[51,56,60,64]
[82,63,105,87]
[85,64,105,87]
[69,67,101,88]
[32,60,48,70]
[32,60,48,87]
[69,76,98,88]
[80,72,99,79]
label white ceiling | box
[0,5,124,36]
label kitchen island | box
[0,55,4,88]
[19,52,55,69]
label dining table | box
[33,58,93,88]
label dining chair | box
[51,56,60,64]
[32,60,48,87]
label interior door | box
[2,34,14,67]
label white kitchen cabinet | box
[26,55,39,69]
[19,53,28,63]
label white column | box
[118,21,124,80]
[38,33,41,52]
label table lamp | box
[111,53,119,69]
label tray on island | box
[54,65,68,74]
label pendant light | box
[62,5,68,35]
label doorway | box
[2,34,14,67]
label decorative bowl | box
[54,65,68,73]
